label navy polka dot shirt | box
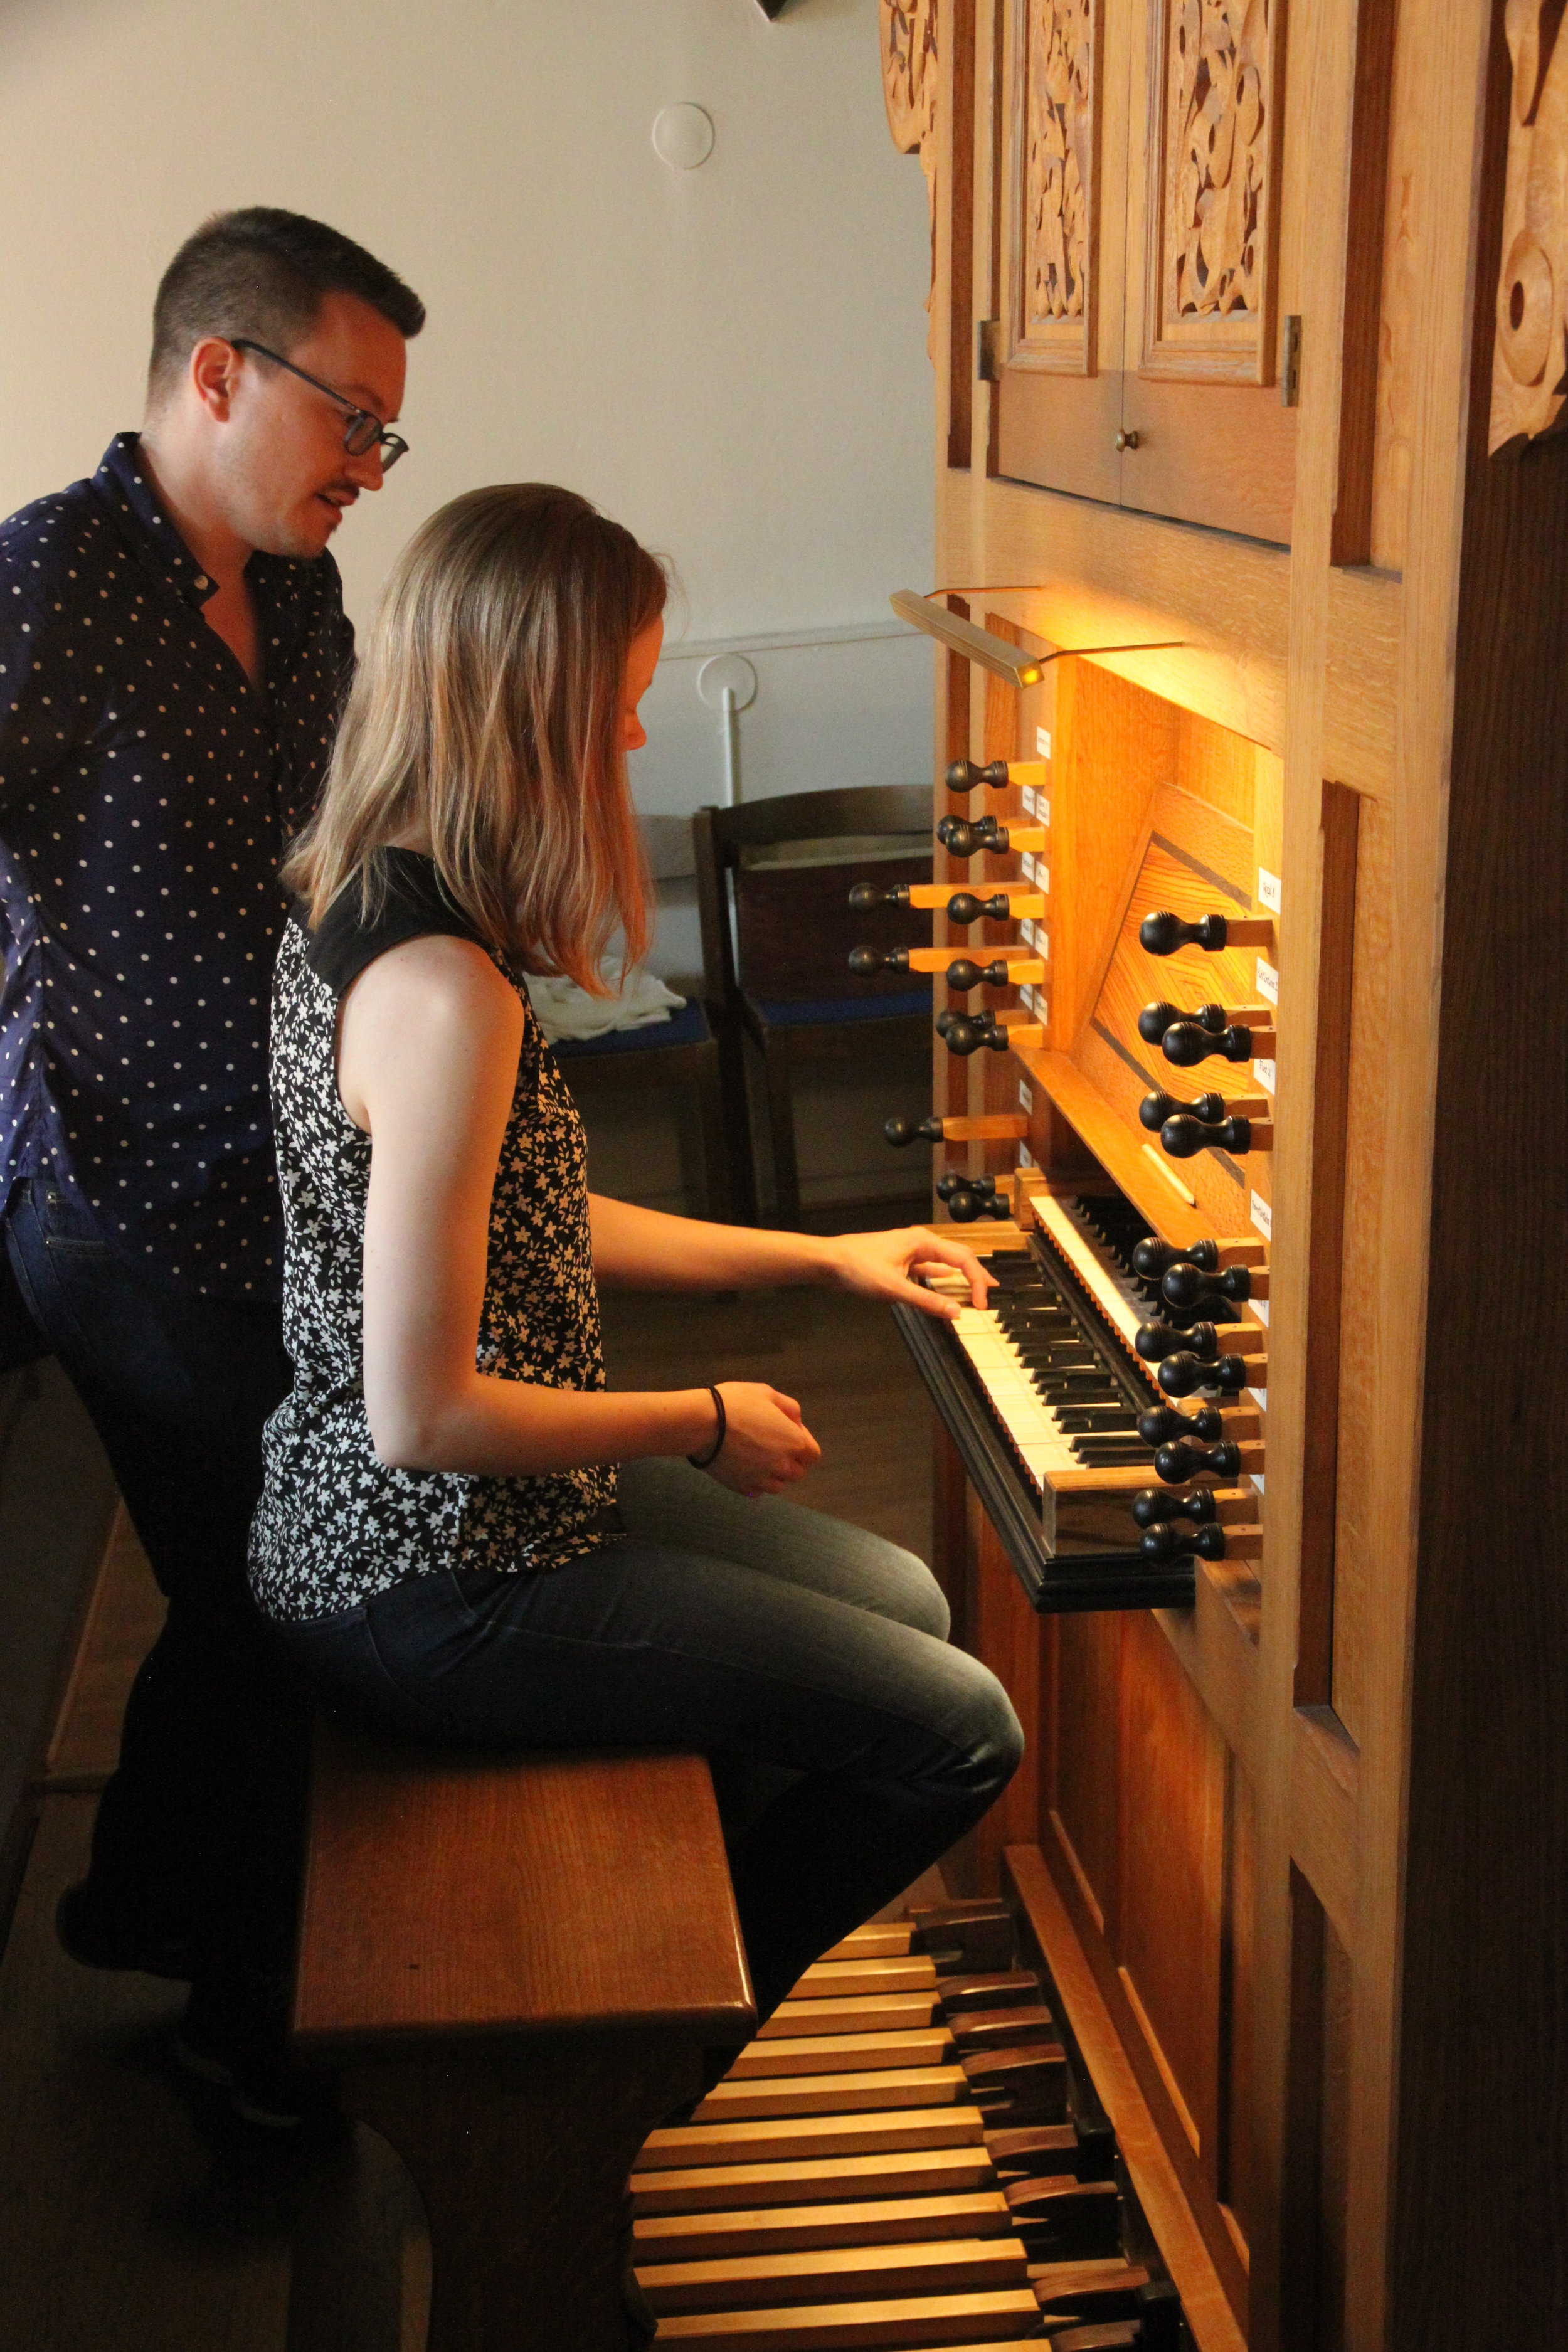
[0,432,354,1298]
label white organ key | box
[946,1295,1107,1490]
[1029,1193,1148,1361]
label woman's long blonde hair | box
[285,483,664,990]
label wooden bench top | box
[293,1717,755,2053]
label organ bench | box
[285,1718,755,2352]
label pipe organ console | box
[832,3,1568,2346]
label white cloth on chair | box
[522,963,686,1044]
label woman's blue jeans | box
[277,1459,1024,2022]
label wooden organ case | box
[871,2,1568,2348]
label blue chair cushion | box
[746,988,931,1030]
[548,999,712,1059]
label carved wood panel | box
[881,0,942,333]
[1140,0,1286,384]
[1005,0,1103,374]
[1490,0,1568,453]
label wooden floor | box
[0,1279,941,2352]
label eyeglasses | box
[229,338,409,470]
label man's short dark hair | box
[149,207,426,395]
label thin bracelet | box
[687,1383,726,1468]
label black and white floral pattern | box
[249,857,615,1623]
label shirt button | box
[194,575,209,590]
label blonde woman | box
[249,484,1022,2028]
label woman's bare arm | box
[588,1194,995,1315]
[338,936,817,1491]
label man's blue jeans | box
[277,1459,1024,2021]
[2,1179,305,1994]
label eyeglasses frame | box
[227,337,408,470]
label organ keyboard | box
[632,1902,1185,2349]
[894,1193,1266,1615]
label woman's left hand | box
[820,1226,996,1318]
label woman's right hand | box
[704,1382,821,1496]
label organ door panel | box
[1117,1613,1226,2176]
[995,0,1125,498]
[1118,0,1298,538]
[995,0,1298,540]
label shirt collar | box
[93,431,221,610]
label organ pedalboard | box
[847,756,1271,1618]
[632,1897,1190,2349]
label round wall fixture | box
[652,103,716,171]
[697,654,758,711]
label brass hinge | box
[977,319,1002,383]
[1279,314,1301,407]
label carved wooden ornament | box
[1142,0,1283,384]
[1491,0,1568,455]
[881,0,941,334]
[1006,0,1101,374]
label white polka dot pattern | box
[0,432,354,1296]
[249,869,617,1623]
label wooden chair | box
[553,997,741,1222]
[693,785,934,1226]
[287,1715,754,2352]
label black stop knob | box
[943,1015,1010,1056]
[848,945,909,978]
[848,881,911,913]
[884,1114,945,1147]
[1137,1000,1229,1047]
[1162,1020,1256,1067]
[1132,1486,1218,1529]
[936,815,1002,859]
[1162,1261,1251,1312]
[1140,1520,1230,1563]
[949,1189,1011,1224]
[1138,1403,1227,1447]
[1131,1236,1220,1283]
[1161,1111,1256,1159]
[945,891,1013,927]
[1137,1319,1223,1365]
[936,1171,996,1202]
[945,956,1014,992]
[946,758,1011,794]
[1139,1088,1226,1133]
[1158,1351,1249,1397]
[1140,909,1231,956]
[1153,1438,1244,1483]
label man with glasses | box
[0,208,423,2121]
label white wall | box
[0,0,937,1202]
[0,0,934,786]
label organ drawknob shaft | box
[1140,909,1275,955]
[946,889,1036,926]
[1154,1436,1266,1483]
[937,1012,1011,1057]
[1161,1260,1265,1310]
[936,816,1047,860]
[1139,1519,1264,1563]
[1157,1350,1257,1397]
[883,1114,946,1146]
[1132,1237,1220,1281]
[884,1111,1030,1145]
[1132,1486,1255,1528]
[941,955,1046,991]
[945,758,1048,795]
[1136,1320,1267,1367]
[1160,1110,1274,1158]
[1138,1088,1229,1131]
[1162,1019,1278,1067]
[850,946,1044,980]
